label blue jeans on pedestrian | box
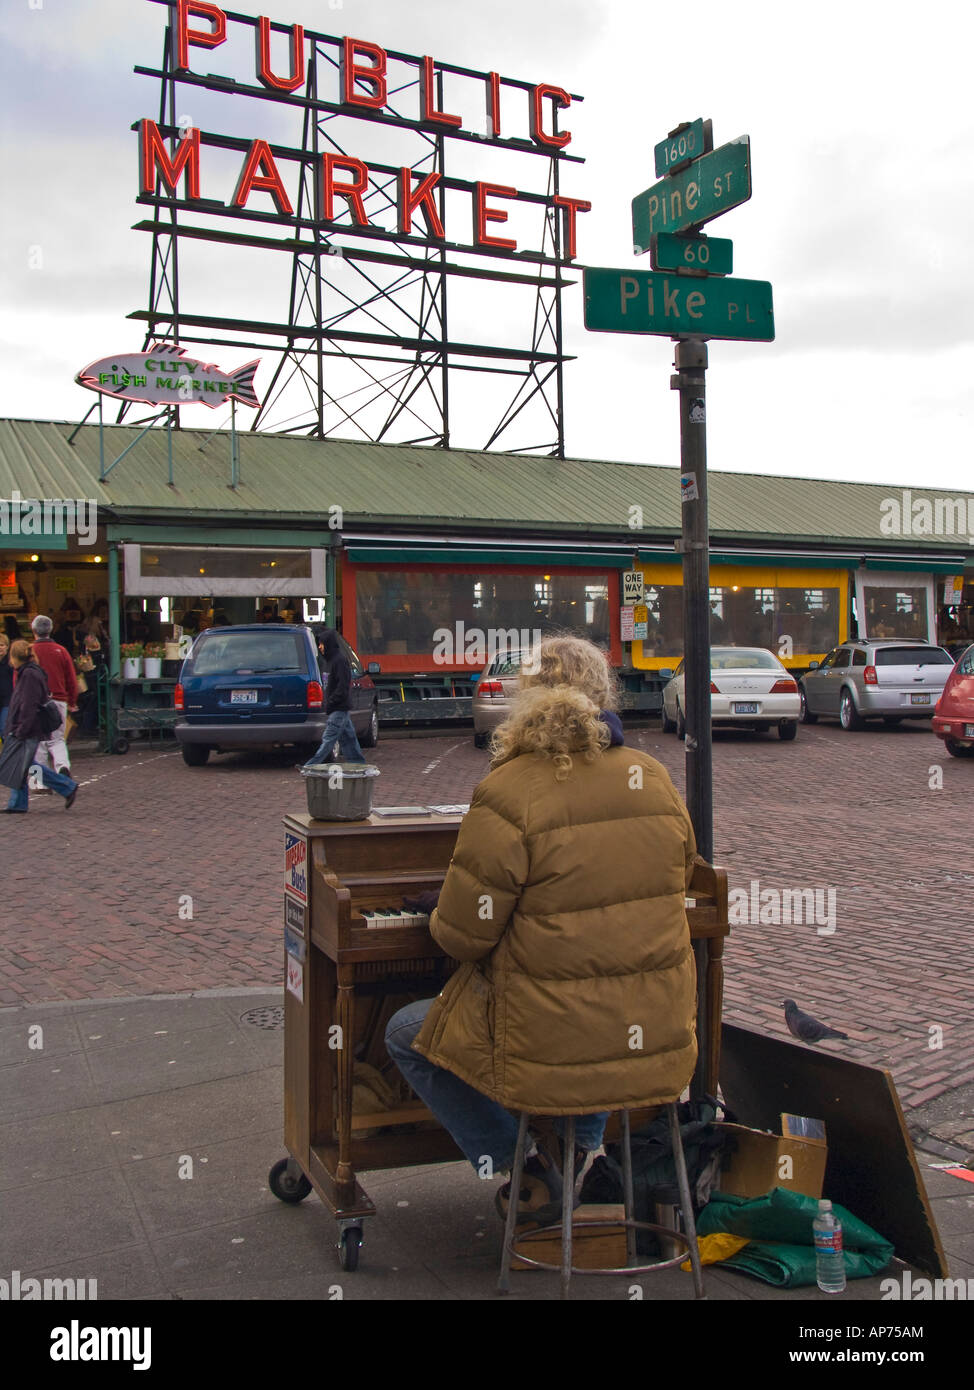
[305,709,365,765]
[385,998,609,1173]
[0,705,8,737]
[7,761,78,812]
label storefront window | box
[641,584,683,655]
[707,585,840,653]
[354,570,610,657]
[862,584,928,640]
[937,576,973,651]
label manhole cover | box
[240,1006,284,1030]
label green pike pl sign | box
[632,137,751,253]
[583,267,774,343]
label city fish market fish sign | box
[76,344,261,409]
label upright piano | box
[278,809,729,1257]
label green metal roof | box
[1,418,971,555]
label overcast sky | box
[2,0,973,494]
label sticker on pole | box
[286,955,304,1003]
[681,472,699,503]
[284,831,308,904]
[689,398,705,424]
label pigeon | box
[783,999,849,1044]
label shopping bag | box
[0,735,39,791]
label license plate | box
[231,689,258,704]
[965,725,974,738]
[910,694,930,706]
[733,702,759,715]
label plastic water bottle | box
[813,1198,846,1293]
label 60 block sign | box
[583,267,774,343]
[652,232,733,276]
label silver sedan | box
[661,646,801,741]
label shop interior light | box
[94,555,102,562]
[199,567,205,574]
[30,554,39,562]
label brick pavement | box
[2,720,971,1116]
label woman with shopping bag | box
[0,641,79,813]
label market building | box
[1,416,971,734]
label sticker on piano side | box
[286,955,304,1003]
[284,831,308,904]
[284,892,306,937]
[284,924,307,963]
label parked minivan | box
[174,624,378,766]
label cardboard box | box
[717,1114,827,1200]
[512,1204,628,1271]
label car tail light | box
[864,665,878,685]
[710,681,720,694]
[174,683,184,711]
[478,680,504,696]
[307,680,323,710]
[770,678,798,693]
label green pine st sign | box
[632,137,751,253]
[583,267,774,342]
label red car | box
[932,644,974,758]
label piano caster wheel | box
[268,1158,312,1204]
[338,1226,363,1271]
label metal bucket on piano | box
[301,762,381,821]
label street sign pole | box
[671,337,713,1099]
[584,116,772,1099]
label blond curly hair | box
[489,635,619,780]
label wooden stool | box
[497,1106,706,1300]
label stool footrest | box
[510,1217,691,1277]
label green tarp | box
[697,1187,895,1288]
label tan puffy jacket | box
[412,741,698,1114]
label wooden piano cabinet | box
[274,812,730,1266]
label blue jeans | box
[0,705,8,736]
[385,998,608,1173]
[305,709,365,765]
[7,761,78,812]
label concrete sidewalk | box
[2,990,972,1302]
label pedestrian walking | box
[385,635,698,1226]
[28,615,78,775]
[303,628,365,765]
[0,633,13,738]
[77,633,106,736]
[0,640,79,813]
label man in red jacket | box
[30,615,78,776]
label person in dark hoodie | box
[303,628,366,765]
[0,641,79,812]
[0,633,13,737]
